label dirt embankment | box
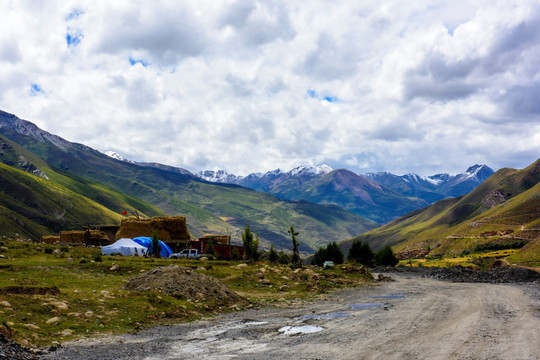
[123,265,247,306]
[374,265,540,283]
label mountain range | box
[196,164,494,224]
[0,110,375,252]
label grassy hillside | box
[0,162,125,239]
[340,159,540,263]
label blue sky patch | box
[30,83,43,96]
[66,32,83,47]
[323,96,338,103]
[129,57,149,67]
[66,9,83,21]
[307,89,338,102]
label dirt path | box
[42,274,540,360]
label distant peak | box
[103,151,130,162]
[288,164,334,176]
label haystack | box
[116,216,191,243]
[41,235,60,244]
[59,230,109,246]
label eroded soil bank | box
[42,273,540,360]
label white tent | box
[102,238,147,256]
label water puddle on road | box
[279,325,325,335]
[297,311,351,322]
[348,303,385,310]
[369,293,406,299]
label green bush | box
[374,245,398,266]
[347,240,374,267]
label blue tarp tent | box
[132,237,173,258]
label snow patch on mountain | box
[103,151,133,162]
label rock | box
[53,249,62,255]
[109,263,120,271]
[84,311,94,318]
[199,257,208,261]
[377,274,393,282]
[46,317,60,325]
[79,257,87,264]
[23,324,40,330]
[0,254,6,259]
[0,301,11,308]
[279,285,289,291]
[66,257,74,263]
[59,329,73,336]
[236,263,248,268]
[258,279,271,285]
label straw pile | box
[116,216,191,242]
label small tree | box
[151,232,161,258]
[374,245,398,266]
[205,239,215,256]
[311,246,327,267]
[326,242,344,264]
[242,225,259,261]
[288,225,301,267]
[268,244,278,263]
[348,240,374,267]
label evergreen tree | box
[242,225,259,261]
[151,232,161,258]
[311,246,327,267]
[347,240,374,266]
[375,245,399,266]
[268,244,278,263]
[288,225,301,267]
[326,242,344,264]
[205,239,215,256]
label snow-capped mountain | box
[364,164,494,202]
[197,169,242,183]
[103,151,133,162]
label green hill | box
[340,159,540,264]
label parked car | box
[169,249,200,259]
[323,261,335,269]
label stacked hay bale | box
[116,216,191,248]
[41,235,60,244]
[59,230,109,246]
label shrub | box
[278,251,291,265]
[268,244,278,263]
[347,240,374,267]
[311,242,344,266]
[374,245,398,266]
[93,254,103,262]
[44,248,53,254]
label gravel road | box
[42,273,540,360]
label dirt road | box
[43,274,540,360]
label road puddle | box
[369,293,406,299]
[279,325,325,335]
[349,303,385,310]
[297,311,350,322]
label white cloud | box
[0,0,539,176]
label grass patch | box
[0,239,372,347]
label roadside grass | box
[0,240,371,347]
[399,249,519,268]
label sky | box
[0,0,539,176]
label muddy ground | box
[42,272,540,360]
